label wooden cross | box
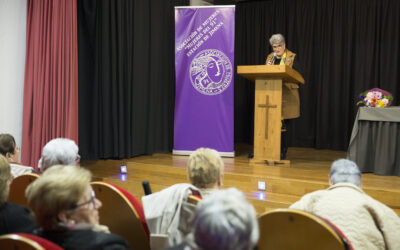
[258,95,277,140]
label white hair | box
[38,138,79,171]
[269,33,285,45]
[191,188,259,250]
[330,159,361,186]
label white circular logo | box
[189,49,233,95]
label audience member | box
[171,188,259,250]
[290,159,400,249]
[38,138,80,172]
[187,148,224,197]
[0,133,33,177]
[25,165,130,250]
[142,183,200,249]
[0,154,37,235]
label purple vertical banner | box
[174,6,235,156]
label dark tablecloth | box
[347,107,400,176]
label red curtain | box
[22,0,78,169]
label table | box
[347,107,400,176]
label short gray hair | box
[269,33,285,45]
[38,138,79,171]
[192,188,259,250]
[329,159,361,186]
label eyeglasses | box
[272,44,283,49]
[75,190,97,209]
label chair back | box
[0,233,62,250]
[8,173,40,206]
[258,209,350,250]
[187,194,202,205]
[91,181,150,250]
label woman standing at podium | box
[266,34,303,159]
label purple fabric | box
[174,6,235,153]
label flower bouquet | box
[357,88,393,108]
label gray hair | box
[269,33,285,45]
[191,188,259,250]
[329,159,361,186]
[38,138,79,171]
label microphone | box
[268,52,277,65]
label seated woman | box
[25,165,130,250]
[38,138,80,172]
[187,148,224,197]
[0,155,37,235]
[0,133,33,177]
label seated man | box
[38,138,80,172]
[0,133,33,177]
[0,154,37,235]
[290,159,400,249]
[187,147,224,197]
[171,188,259,250]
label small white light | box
[258,181,266,191]
[120,165,127,174]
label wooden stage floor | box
[82,146,400,216]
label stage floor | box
[82,146,400,216]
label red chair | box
[258,209,353,250]
[8,173,40,207]
[0,233,63,250]
[187,194,202,205]
[91,181,150,250]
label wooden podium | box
[237,65,304,165]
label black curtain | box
[78,0,188,159]
[78,0,400,160]
[234,0,400,150]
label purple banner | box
[174,6,235,156]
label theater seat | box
[257,209,352,250]
[187,194,202,205]
[8,173,40,207]
[0,233,62,250]
[91,181,150,250]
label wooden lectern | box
[237,65,305,165]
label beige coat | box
[141,183,199,250]
[290,183,400,250]
[265,49,300,119]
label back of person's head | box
[38,138,79,171]
[0,155,12,206]
[0,133,17,157]
[191,188,259,250]
[329,159,361,186]
[25,165,91,230]
[187,148,224,189]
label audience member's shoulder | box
[289,189,327,209]
[0,202,37,234]
[65,229,130,250]
[1,202,32,214]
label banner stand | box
[174,6,236,157]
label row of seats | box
[4,173,352,250]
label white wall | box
[0,0,27,159]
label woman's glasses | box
[75,190,97,209]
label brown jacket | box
[265,49,300,119]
